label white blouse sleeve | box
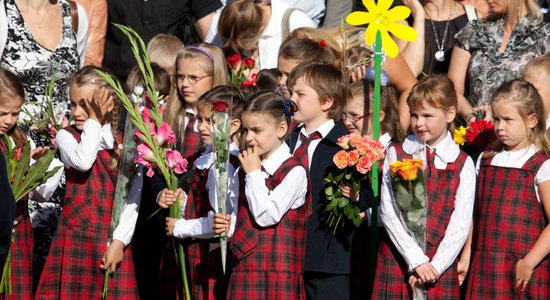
[112,166,143,246]
[431,156,476,275]
[173,212,216,240]
[244,166,307,228]
[535,160,550,184]
[56,120,102,171]
[380,147,430,271]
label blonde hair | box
[487,0,542,26]
[146,34,184,76]
[488,79,550,155]
[164,43,228,140]
[284,27,343,60]
[523,54,550,78]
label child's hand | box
[414,262,439,284]
[457,258,469,286]
[31,146,50,160]
[515,258,534,291]
[350,64,366,83]
[339,182,358,201]
[100,240,124,272]
[408,274,421,289]
[212,213,231,235]
[86,87,114,125]
[157,188,184,209]
[238,146,262,174]
[165,217,178,236]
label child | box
[374,75,476,299]
[163,43,228,165]
[164,85,244,299]
[277,37,338,98]
[226,90,308,299]
[523,53,550,129]
[240,68,282,97]
[0,69,63,299]
[36,66,139,299]
[146,34,185,77]
[342,79,404,300]
[286,61,360,299]
[463,79,550,299]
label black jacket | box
[0,153,15,270]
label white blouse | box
[381,132,476,275]
[56,119,139,246]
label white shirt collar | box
[185,105,196,115]
[194,143,240,170]
[262,142,292,175]
[299,119,335,139]
[379,132,392,150]
[546,116,550,130]
[403,131,459,163]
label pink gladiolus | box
[153,122,176,144]
[135,144,156,177]
[133,129,146,142]
[165,149,188,174]
[142,106,151,124]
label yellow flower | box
[454,126,467,146]
[390,158,422,181]
[346,0,417,58]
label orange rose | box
[389,158,422,181]
[348,150,359,166]
[333,150,349,169]
[337,135,351,149]
[348,134,364,148]
[356,156,373,174]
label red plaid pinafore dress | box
[0,139,33,299]
[183,155,240,299]
[373,144,467,299]
[36,126,138,299]
[466,152,550,299]
[229,156,309,300]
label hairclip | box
[282,99,293,118]
[319,39,327,49]
[365,67,390,86]
[186,45,214,62]
[88,75,96,85]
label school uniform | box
[36,121,139,299]
[289,120,369,300]
[0,135,62,299]
[466,145,550,299]
[175,144,240,299]
[229,142,308,299]
[374,133,475,299]
[0,152,14,271]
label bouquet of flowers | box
[453,119,496,160]
[226,53,256,87]
[211,100,231,273]
[389,157,427,300]
[0,137,61,294]
[324,134,385,234]
[96,24,190,299]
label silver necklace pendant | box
[435,50,445,62]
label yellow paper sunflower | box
[346,0,417,58]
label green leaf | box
[13,148,61,201]
[12,143,31,192]
[344,172,352,180]
[325,185,333,196]
[334,171,345,182]
[352,180,361,193]
[338,197,349,208]
[411,199,424,210]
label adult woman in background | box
[448,0,550,118]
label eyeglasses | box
[342,112,369,123]
[173,74,212,85]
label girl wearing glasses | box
[163,43,228,165]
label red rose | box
[242,57,255,69]
[240,73,257,88]
[226,53,241,69]
[212,101,230,112]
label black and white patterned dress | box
[0,0,80,277]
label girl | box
[36,66,139,299]
[342,79,404,300]
[0,69,62,299]
[163,43,228,165]
[374,75,476,298]
[463,79,550,299]
[165,85,244,299]
[227,91,308,299]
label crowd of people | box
[1,0,550,299]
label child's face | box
[175,58,213,109]
[410,102,455,147]
[524,72,550,116]
[0,96,23,135]
[242,112,286,160]
[290,77,333,129]
[277,57,299,99]
[491,100,537,152]
[343,96,371,136]
[197,106,213,145]
[69,84,95,130]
